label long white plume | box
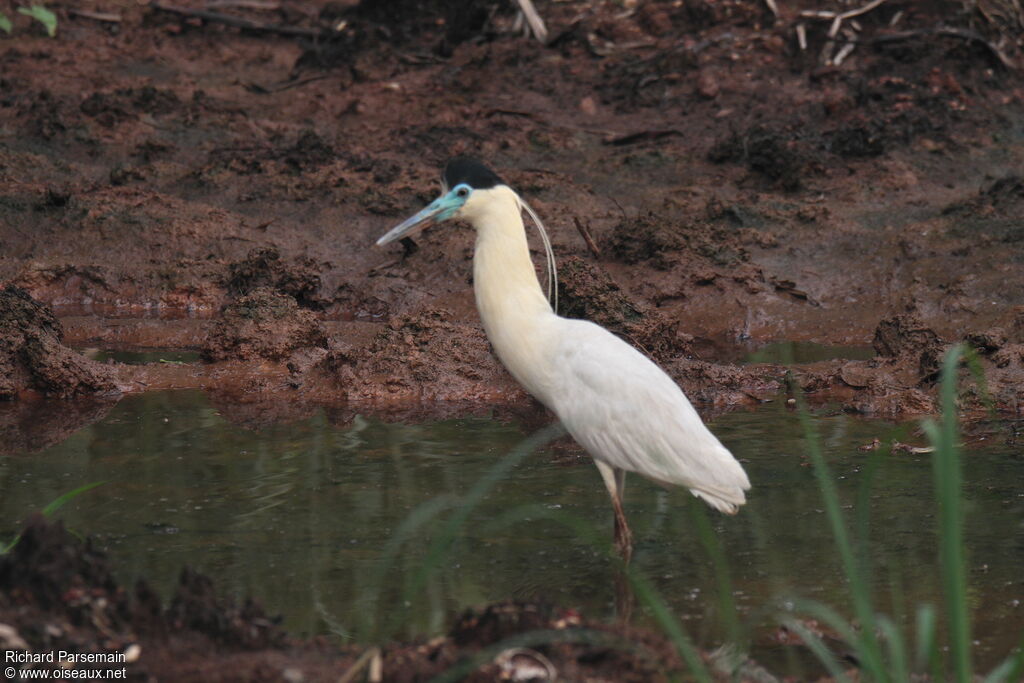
[520,198,558,314]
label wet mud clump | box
[225,247,324,309]
[328,308,524,402]
[606,212,681,269]
[793,311,1024,415]
[0,286,119,400]
[944,174,1024,243]
[385,600,683,682]
[557,256,688,361]
[796,313,944,415]
[708,125,804,191]
[872,313,945,380]
[962,307,1024,410]
[201,288,329,363]
[671,358,784,408]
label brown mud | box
[2,0,1024,679]
[3,0,1023,417]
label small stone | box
[696,70,720,99]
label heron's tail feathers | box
[690,485,747,516]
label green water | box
[743,341,875,364]
[1,391,1021,674]
[78,348,201,365]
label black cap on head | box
[443,157,503,191]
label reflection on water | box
[0,391,1021,674]
[743,341,875,364]
[78,348,201,365]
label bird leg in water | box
[597,461,633,561]
[611,491,634,562]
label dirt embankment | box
[2,0,1023,418]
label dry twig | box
[68,9,122,23]
[573,217,601,258]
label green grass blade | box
[854,447,882,580]
[923,344,972,683]
[983,634,1024,683]
[913,603,939,677]
[365,493,459,638]
[17,5,57,36]
[877,614,909,683]
[479,504,713,682]
[787,598,859,647]
[788,375,887,680]
[783,619,852,682]
[0,12,13,34]
[627,569,713,683]
[689,496,741,646]
[402,422,564,603]
[41,481,107,516]
[1,481,107,555]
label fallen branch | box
[603,129,685,146]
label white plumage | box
[548,319,749,514]
[378,163,751,552]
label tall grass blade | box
[627,569,713,683]
[788,598,859,647]
[689,496,741,646]
[788,374,886,680]
[480,503,713,681]
[984,645,1024,683]
[783,619,852,682]
[403,423,564,603]
[922,344,972,683]
[1,481,107,554]
[41,481,107,516]
[876,614,909,683]
[913,604,939,678]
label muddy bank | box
[0,0,1022,408]
[1,516,805,682]
[9,281,1024,422]
[1,0,1023,417]
[0,286,120,400]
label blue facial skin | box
[376,183,473,246]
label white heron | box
[377,158,750,554]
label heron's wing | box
[547,319,750,513]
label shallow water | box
[79,348,201,365]
[742,340,875,365]
[1,391,1021,674]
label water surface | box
[1,391,1021,674]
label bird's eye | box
[456,186,469,198]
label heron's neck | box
[470,190,556,398]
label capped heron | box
[377,158,750,555]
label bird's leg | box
[611,490,634,563]
[596,461,633,563]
